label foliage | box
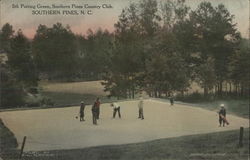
[189,2,241,96]
[0,0,247,105]
[0,23,14,52]
[0,63,25,108]
[32,23,78,80]
[8,30,38,87]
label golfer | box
[218,104,226,127]
[79,101,85,121]
[138,97,144,120]
[111,103,121,118]
[169,95,174,106]
[94,98,101,119]
[92,102,98,125]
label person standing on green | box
[79,101,85,121]
[138,97,144,120]
[94,98,101,119]
[92,101,98,125]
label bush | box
[28,87,39,94]
[40,97,54,107]
[0,64,25,109]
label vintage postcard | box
[0,0,249,159]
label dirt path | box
[0,99,248,151]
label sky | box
[0,0,249,39]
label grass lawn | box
[39,81,248,119]
[22,128,249,160]
[194,99,249,118]
[39,81,126,107]
[179,99,249,119]
[40,91,111,106]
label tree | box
[81,29,114,79]
[103,0,193,98]
[7,29,38,87]
[229,39,250,97]
[190,2,241,96]
[0,63,25,108]
[0,23,14,52]
[103,2,147,98]
[145,31,191,97]
[32,23,78,80]
[195,57,216,96]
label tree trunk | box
[204,85,208,97]
[218,82,223,97]
[158,91,162,98]
[240,84,244,97]
[225,82,228,96]
[128,89,131,99]
[229,82,232,95]
[132,89,135,99]
[235,84,238,96]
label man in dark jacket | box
[170,96,174,106]
[138,97,144,120]
[79,101,85,121]
[92,102,98,125]
[94,98,101,119]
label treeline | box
[0,0,249,107]
[102,0,249,99]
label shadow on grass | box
[22,128,249,160]
[0,119,19,159]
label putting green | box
[0,99,248,151]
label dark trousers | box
[92,111,97,125]
[170,99,174,105]
[96,108,100,119]
[113,107,121,118]
[80,112,84,121]
[138,108,144,119]
[219,116,225,126]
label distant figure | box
[79,101,85,121]
[138,97,144,120]
[169,96,174,106]
[92,102,98,125]
[111,103,121,118]
[218,104,229,127]
[94,98,101,119]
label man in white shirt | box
[111,102,121,118]
[138,97,144,120]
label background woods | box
[0,0,249,108]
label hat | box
[220,104,224,107]
[81,101,84,104]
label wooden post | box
[239,127,244,147]
[19,136,26,159]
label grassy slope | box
[40,81,121,107]
[177,99,249,119]
[40,81,249,118]
[22,128,249,160]
[193,99,249,118]
[40,91,126,107]
[0,119,19,159]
